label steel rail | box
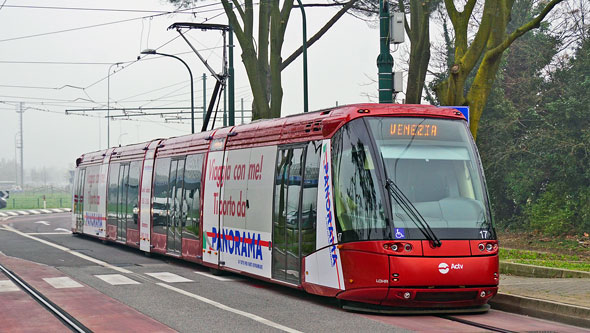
[439,315,518,333]
[0,263,92,333]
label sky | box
[0,0,406,176]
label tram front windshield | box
[331,117,493,242]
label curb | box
[500,261,590,278]
[0,208,71,218]
[490,293,590,329]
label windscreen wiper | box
[386,178,442,247]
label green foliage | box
[526,184,577,235]
[478,4,590,236]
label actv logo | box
[438,262,464,274]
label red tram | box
[72,104,499,312]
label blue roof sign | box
[441,106,469,124]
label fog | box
[0,0,400,186]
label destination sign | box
[389,123,438,137]
[368,118,469,143]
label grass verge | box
[1,191,71,209]
[500,248,590,272]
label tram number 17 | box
[479,230,489,239]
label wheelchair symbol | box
[395,228,405,239]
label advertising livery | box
[72,104,499,313]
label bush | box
[526,184,589,236]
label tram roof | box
[76,104,466,166]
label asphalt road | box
[0,213,587,332]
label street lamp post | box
[296,0,309,113]
[107,62,121,148]
[140,49,195,134]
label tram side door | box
[117,164,129,242]
[75,168,86,232]
[167,158,185,255]
[272,146,305,284]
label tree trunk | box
[435,0,563,138]
[405,0,432,104]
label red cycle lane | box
[0,254,176,332]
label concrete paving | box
[500,275,590,308]
[491,268,590,328]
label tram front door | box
[272,147,305,284]
[272,143,320,284]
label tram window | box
[301,141,320,256]
[107,163,120,227]
[183,154,203,240]
[273,149,290,254]
[332,119,387,242]
[153,157,171,234]
[286,148,304,280]
[127,161,141,229]
[83,166,100,213]
[367,117,490,232]
[75,168,86,217]
[286,149,303,228]
[117,164,128,224]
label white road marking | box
[0,213,6,217]
[0,225,132,274]
[43,277,83,289]
[6,212,18,216]
[145,272,192,283]
[157,283,302,333]
[54,228,71,233]
[29,210,41,215]
[0,280,20,292]
[26,232,72,235]
[194,271,238,282]
[50,209,64,213]
[16,211,29,215]
[39,209,52,214]
[95,274,140,285]
[35,221,50,226]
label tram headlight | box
[403,292,411,299]
[480,291,486,298]
[478,243,485,252]
[486,243,493,251]
[391,244,399,251]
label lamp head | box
[140,49,157,55]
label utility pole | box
[202,73,207,122]
[16,103,24,188]
[168,22,230,132]
[377,0,393,103]
[228,3,235,125]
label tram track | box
[438,315,518,333]
[0,263,92,333]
